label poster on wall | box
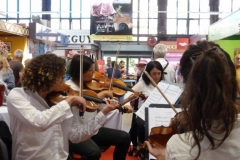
[90,0,132,41]
[29,40,51,57]
[29,40,39,56]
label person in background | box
[67,55,131,160]
[135,59,147,81]
[9,49,24,87]
[128,59,147,156]
[145,40,239,160]
[104,57,112,70]
[65,52,74,81]
[234,54,240,95]
[6,55,12,62]
[24,58,31,68]
[7,53,120,160]
[0,56,15,90]
[124,61,164,158]
[106,61,122,79]
[153,44,175,82]
[174,63,183,84]
[119,60,126,76]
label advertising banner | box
[90,0,132,41]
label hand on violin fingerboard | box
[65,96,87,112]
[123,105,133,113]
[101,98,119,115]
[144,141,166,160]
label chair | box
[0,121,12,160]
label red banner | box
[176,38,189,50]
[97,59,105,74]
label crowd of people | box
[0,40,239,160]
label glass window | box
[81,19,90,29]
[189,20,199,34]
[167,19,177,34]
[139,19,148,34]
[139,37,148,41]
[128,58,138,75]
[51,19,60,29]
[149,19,157,34]
[132,19,138,34]
[61,20,70,29]
[177,0,188,18]
[232,0,240,12]
[177,20,187,34]
[189,0,199,18]
[132,0,138,18]
[72,0,81,18]
[219,0,232,19]
[61,0,70,18]
[167,0,177,18]
[0,0,7,18]
[139,0,148,18]
[200,0,209,18]
[149,0,158,18]
[82,0,90,18]
[199,19,209,34]
[51,0,60,18]
[19,0,30,18]
[132,37,138,41]
[72,20,80,29]
[8,0,17,18]
[31,0,42,13]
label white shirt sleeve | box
[7,89,73,132]
[123,80,144,107]
[69,106,107,143]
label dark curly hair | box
[22,53,66,92]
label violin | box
[148,111,187,147]
[47,83,100,112]
[142,71,186,148]
[85,71,146,99]
[47,83,131,113]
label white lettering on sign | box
[98,65,102,69]
[179,42,187,46]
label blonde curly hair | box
[0,57,12,75]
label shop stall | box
[208,9,240,59]
[0,20,29,60]
[28,22,69,58]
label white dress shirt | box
[155,58,175,83]
[124,79,155,109]
[65,79,122,130]
[166,115,240,160]
[7,88,106,160]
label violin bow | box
[143,71,178,114]
[79,45,84,116]
[109,42,121,91]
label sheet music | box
[135,81,183,121]
[148,107,182,160]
